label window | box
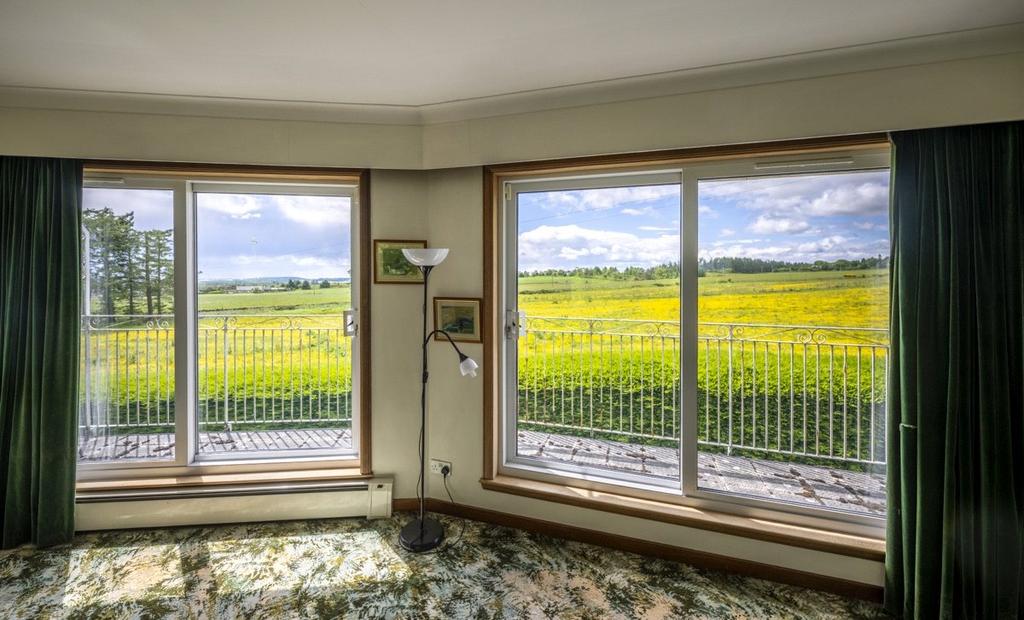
[78,169,366,476]
[498,145,890,527]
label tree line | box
[520,255,888,279]
[83,208,173,315]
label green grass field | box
[518,269,888,327]
[83,272,889,468]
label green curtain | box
[0,156,82,548]
[886,122,1023,618]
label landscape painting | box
[434,297,481,342]
[374,239,426,283]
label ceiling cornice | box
[1,23,1021,128]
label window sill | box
[77,467,369,494]
[480,475,885,561]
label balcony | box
[79,313,886,517]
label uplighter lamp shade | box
[402,248,449,267]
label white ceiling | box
[1,0,1022,107]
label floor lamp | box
[399,248,478,552]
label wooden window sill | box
[77,467,370,493]
[480,475,885,562]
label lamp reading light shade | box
[458,354,479,377]
[402,248,449,267]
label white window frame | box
[77,173,363,480]
[499,147,890,535]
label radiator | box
[75,478,393,531]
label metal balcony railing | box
[78,314,353,445]
[516,316,888,468]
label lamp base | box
[399,516,445,552]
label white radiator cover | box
[76,478,393,531]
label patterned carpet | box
[0,512,888,619]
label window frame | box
[76,165,372,483]
[486,137,891,537]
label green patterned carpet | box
[0,512,888,619]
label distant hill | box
[199,276,350,287]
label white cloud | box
[518,224,679,270]
[530,185,678,215]
[621,206,655,216]
[719,228,736,237]
[698,204,717,218]
[749,215,810,234]
[808,183,888,216]
[198,194,263,220]
[797,235,848,254]
[701,171,889,219]
[221,253,350,279]
[638,225,676,232]
[275,195,351,227]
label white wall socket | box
[429,459,452,475]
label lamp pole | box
[398,247,476,553]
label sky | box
[516,170,890,272]
[83,188,352,281]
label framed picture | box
[433,297,482,343]
[374,239,427,284]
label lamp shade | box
[402,248,449,267]
[459,356,479,378]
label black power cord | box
[414,465,467,555]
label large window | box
[78,171,364,475]
[500,147,890,526]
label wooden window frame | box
[77,162,373,486]
[481,134,891,556]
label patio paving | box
[78,427,884,517]
[516,429,886,517]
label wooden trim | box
[78,159,373,478]
[393,497,883,603]
[392,497,420,512]
[481,168,498,480]
[484,133,889,176]
[83,160,363,181]
[481,475,884,561]
[359,170,373,475]
[77,467,369,492]
[479,134,890,568]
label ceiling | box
[1,0,1022,108]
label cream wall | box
[368,170,430,498]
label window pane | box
[696,170,889,516]
[515,184,681,486]
[195,192,354,457]
[79,188,176,462]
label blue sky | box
[517,170,890,272]
[83,188,351,281]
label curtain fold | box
[886,121,1024,618]
[0,156,82,548]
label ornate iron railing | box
[516,316,888,467]
[78,314,353,446]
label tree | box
[301,280,312,290]
[319,279,331,289]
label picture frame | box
[433,297,482,343]
[374,239,427,284]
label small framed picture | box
[374,239,427,284]
[433,297,482,343]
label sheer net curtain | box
[886,121,1023,619]
[0,156,82,548]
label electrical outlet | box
[429,459,452,476]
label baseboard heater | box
[75,478,393,531]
